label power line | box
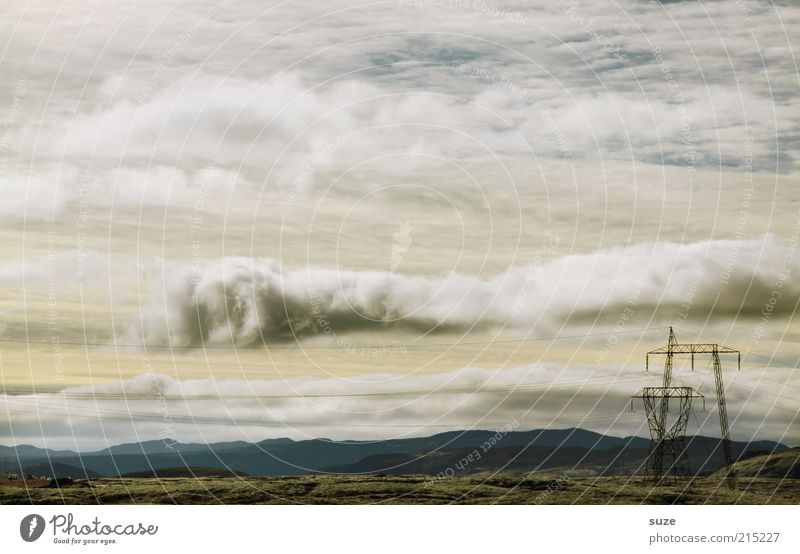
[722,391,799,415]
[676,327,800,392]
[0,399,638,429]
[678,327,800,370]
[0,326,670,352]
[0,375,648,400]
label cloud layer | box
[2,361,796,449]
[136,235,800,345]
[1,0,798,217]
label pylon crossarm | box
[647,344,739,355]
[631,387,703,400]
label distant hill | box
[0,444,77,459]
[120,466,249,478]
[712,448,800,479]
[98,439,253,456]
[0,429,789,479]
[18,462,101,480]
[322,436,789,477]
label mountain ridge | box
[1,429,789,479]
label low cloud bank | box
[137,235,799,345]
[1,363,794,450]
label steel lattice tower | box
[635,327,740,489]
[631,386,704,482]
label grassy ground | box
[1,475,798,504]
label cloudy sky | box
[0,0,798,450]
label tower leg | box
[712,351,736,489]
[642,385,695,485]
[656,329,677,456]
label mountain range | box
[0,429,790,480]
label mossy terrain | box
[1,475,797,505]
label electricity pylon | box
[637,327,740,489]
[631,386,704,482]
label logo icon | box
[20,514,45,542]
[390,220,413,273]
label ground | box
[1,476,798,504]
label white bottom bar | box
[1,505,797,552]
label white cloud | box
[0,250,112,287]
[1,361,795,449]
[0,166,75,219]
[134,235,800,345]
[1,0,795,211]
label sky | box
[0,0,798,450]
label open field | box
[1,476,797,505]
